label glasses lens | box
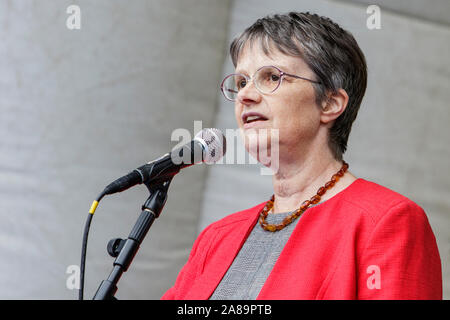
[255,66,281,94]
[222,74,246,101]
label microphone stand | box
[93,178,173,300]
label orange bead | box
[325,181,335,189]
[300,200,311,211]
[317,186,326,196]
[283,216,293,225]
[310,195,321,204]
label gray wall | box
[0,0,231,299]
[0,0,449,299]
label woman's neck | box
[271,148,356,213]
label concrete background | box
[0,0,231,299]
[0,0,448,299]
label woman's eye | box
[270,74,280,82]
[238,80,247,89]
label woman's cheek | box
[234,105,243,128]
[240,128,275,167]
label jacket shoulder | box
[343,179,426,224]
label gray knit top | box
[209,206,313,300]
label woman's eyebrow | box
[234,68,248,75]
[272,64,293,72]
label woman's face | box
[234,42,322,166]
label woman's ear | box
[320,89,349,126]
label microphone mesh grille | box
[195,128,226,164]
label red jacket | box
[162,179,442,300]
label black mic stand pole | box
[93,178,173,300]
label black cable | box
[79,191,106,300]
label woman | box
[162,12,442,300]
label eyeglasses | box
[220,65,321,102]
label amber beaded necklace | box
[259,161,349,232]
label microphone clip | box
[107,238,126,258]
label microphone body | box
[103,128,225,195]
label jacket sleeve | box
[357,200,442,299]
[161,223,214,300]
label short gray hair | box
[230,12,367,161]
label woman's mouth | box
[242,112,269,129]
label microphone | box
[102,128,226,195]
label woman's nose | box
[237,80,261,105]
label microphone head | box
[194,128,226,164]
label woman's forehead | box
[235,40,308,75]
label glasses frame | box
[220,65,321,102]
